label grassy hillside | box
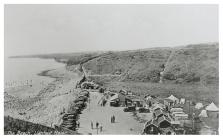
[83,48,172,82]
[163,43,218,85]
[81,43,218,104]
[83,43,218,86]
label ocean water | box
[4,57,65,88]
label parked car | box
[138,107,150,113]
[123,106,136,112]
[110,101,120,107]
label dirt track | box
[77,91,152,135]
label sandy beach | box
[4,65,83,127]
[4,61,152,135]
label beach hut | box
[174,113,188,120]
[164,98,174,109]
[195,102,204,110]
[170,108,183,113]
[199,110,208,118]
[167,95,179,104]
[180,98,185,104]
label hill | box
[80,43,218,104]
[162,43,218,85]
[12,42,218,104]
[82,43,218,86]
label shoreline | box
[4,58,83,129]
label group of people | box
[111,115,116,123]
[91,121,103,133]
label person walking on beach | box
[91,121,93,129]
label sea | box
[4,57,65,89]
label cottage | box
[153,109,164,118]
[109,93,128,107]
[143,120,160,134]
[167,95,179,104]
[131,98,144,107]
[157,115,171,128]
[164,98,174,109]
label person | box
[100,125,103,132]
[96,122,99,129]
[112,115,115,123]
[91,121,93,129]
[77,121,80,128]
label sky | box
[4,4,218,56]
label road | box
[77,91,152,135]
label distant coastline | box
[37,69,54,77]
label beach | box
[4,58,83,127]
[4,58,151,134]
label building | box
[143,120,160,134]
[157,115,171,128]
[164,98,174,109]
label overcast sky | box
[5,4,218,56]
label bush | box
[184,73,200,83]
[163,72,176,80]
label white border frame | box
[0,0,222,140]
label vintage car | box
[123,106,136,112]
[138,107,150,113]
